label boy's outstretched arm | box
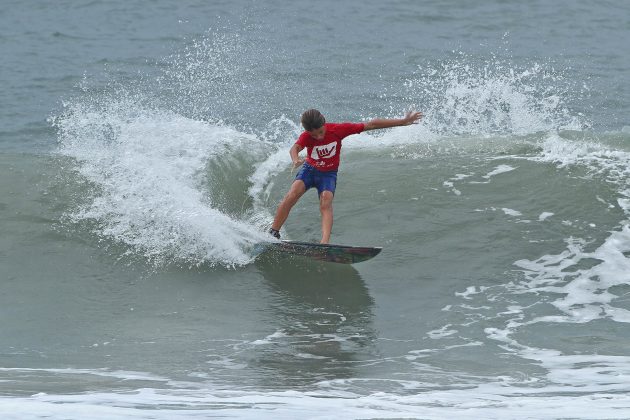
[364,111,422,131]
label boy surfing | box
[269,109,422,244]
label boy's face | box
[309,125,326,140]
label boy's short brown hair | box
[301,109,325,131]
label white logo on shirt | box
[311,142,337,160]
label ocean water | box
[2,0,630,418]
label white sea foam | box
[427,325,458,339]
[405,59,585,137]
[483,164,516,178]
[452,173,473,181]
[55,98,270,267]
[455,286,488,299]
[251,330,288,345]
[514,226,630,323]
[3,381,630,419]
[501,208,522,217]
[531,132,630,180]
[442,180,462,196]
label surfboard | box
[258,240,382,264]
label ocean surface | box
[2,0,630,418]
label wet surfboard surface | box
[256,240,382,264]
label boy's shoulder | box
[297,122,364,144]
[328,122,365,136]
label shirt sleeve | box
[336,122,365,138]
[295,132,311,147]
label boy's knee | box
[319,192,334,211]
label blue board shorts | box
[295,163,338,196]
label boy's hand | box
[292,158,304,169]
[364,111,423,131]
[402,111,423,125]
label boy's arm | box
[290,143,305,168]
[364,111,422,131]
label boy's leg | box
[271,180,306,231]
[319,190,334,244]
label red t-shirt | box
[295,122,365,171]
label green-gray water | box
[2,1,630,418]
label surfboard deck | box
[257,240,382,264]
